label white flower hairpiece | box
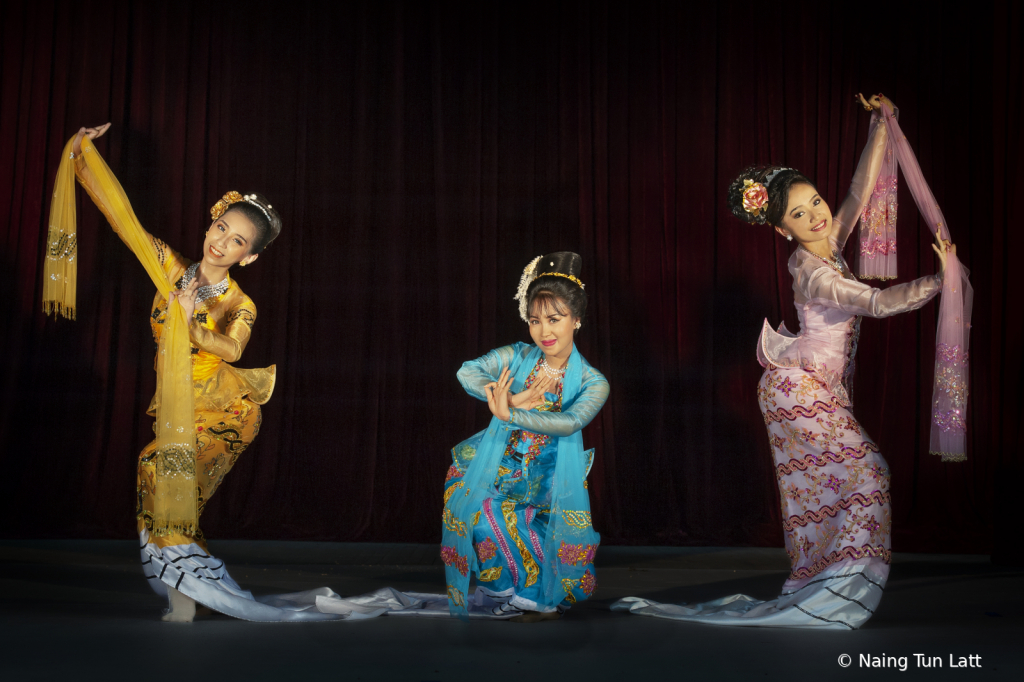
[514,255,543,322]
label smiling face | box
[203,210,258,268]
[776,182,834,246]
[528,295,578,364]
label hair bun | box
[537,252,582,278]
[726,165,808,227]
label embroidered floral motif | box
[776,377,797,397]
[440,545,469,576]
[557,541,598,566]
[444,464,462,482]
[933,408,966,434]
[760,364,893,583]
[579,569,597,596]
[475,538,497,563]
[934,343,968,407]
[769,434,787,456]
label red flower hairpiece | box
[742,179,769,217]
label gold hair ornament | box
[210,191,243,220]
[210,191,274,224]
[536,272,586,290]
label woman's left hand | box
[484,367,513,422]
[168,278,199,322]
[856,92,882,111]
[931,229,955,277]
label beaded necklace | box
[179,262,230,304]
[540,358,566,378]
[799,245,846,276]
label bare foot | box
[160,586,196,623]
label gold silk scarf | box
[44,136,198,537]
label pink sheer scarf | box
[860,99,972,461]
[857,109,899,280]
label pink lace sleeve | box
[800,265,940,318]
[832,116,889,251]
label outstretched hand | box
[484,368,513,422]
[855,93,882,111]
[72,123,111,156]
[931,229,955,278]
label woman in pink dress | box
[613,93,956,629]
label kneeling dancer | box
[442,253,609,621]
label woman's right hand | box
[484,368,513,422]
[931,229,955,277]
[72,123,111,156]
[510,374,554,411]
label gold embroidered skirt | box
[136,394,262,549]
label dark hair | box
[525,251,587,330]
[726,166,818,227]
[223,192,282,254]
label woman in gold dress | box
[56,124,344,622]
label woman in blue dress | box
[442,252,610,622]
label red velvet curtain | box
[1,1,1020,553]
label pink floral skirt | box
[757,365,892,595]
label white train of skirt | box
[140,530,518,622]
[610,561,887,630]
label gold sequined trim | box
[443,508,467,537]
[561,578,578,604]
[561,510,593,529]
[447,584,466,608]
[930,450,967,463]
[478,567,503,582]
[443,481,464,505]
[535,272,585,290]
[502,499,539,587]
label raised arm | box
[457,344,525,401]
[190,298,256,363]
[71,125,177,274]
[508,369,609,438]
[832,100,892,249]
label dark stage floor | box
[1,540,1021,680]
